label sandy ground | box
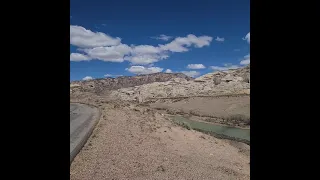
[148,95,250,128]
[149,96,249,118]
[70,101,250,180]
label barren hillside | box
[70,65,250,180]
[108,65,250,102]
[70,73,193,96]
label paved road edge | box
[70,103,101,164]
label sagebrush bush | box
[213,77,221,85]
[242,74,250,83]
[226,114,249,122]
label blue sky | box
[70,0,250,81]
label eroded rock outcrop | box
[70,73,193,97]
[108,65,250,102]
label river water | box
[172,115,250,142]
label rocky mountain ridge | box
[71,65,250,102]
[108,65,250,102]
[70,72,193,96]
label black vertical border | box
[2,0,70,179]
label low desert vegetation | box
[225,114,250,125]
[242,74,250,83]
[213,77,222,85]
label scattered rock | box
[156,165,165,172]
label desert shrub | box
[242,74,250,83]
[175,121,192,130]
[213,77,221,85]
[226,114,249,122]
[180,122,192,130]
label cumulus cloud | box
[210,65,240,71]
[125,66,163,75]
[215,36,225,42]
[83,44,131,62]
[70,53,91,61]
[181,71,200,77]
[165,69,173,73]
[240,54,250,65]
[82,76,93,81]
[124,45,169,65]
[125,54,169,65]
[187,64,206,69]
[70,25,121,48]
[125,35,212,64]
[152,34,173,41]
[132,45,161,54]
[70,25,213,65]
[243,32,250,43]
[240,59,250,65]
[159,34,212,52]
[159,41,188,52]
[104,74,123,77]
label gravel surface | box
[70,102,250,180]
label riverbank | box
[171,115,250,145]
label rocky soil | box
[70,100,250,180]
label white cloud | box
[210,65,240,71]
[215,36,225,42]
[83,44,131,62]
[165,69,173,73]
[152,34,173,41]
[104,74,123,77]
[159,34,212,52]
[82,76,93,81]
[70,26,213,65]
[128,34,212,64]
[125,54,169,65]
[187,64,206,69]
[191,35,213,48]
[126,66,163,75]
[181,71,200,77]
[240,59,250,65]
[70,53,91,61]
[132,45,161,54]
[243,32,250,43]
[70,25,121,48]
[240,54,250,65]
[159,41,189,52]
[125,45,169,65]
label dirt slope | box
[70,102,250,180]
